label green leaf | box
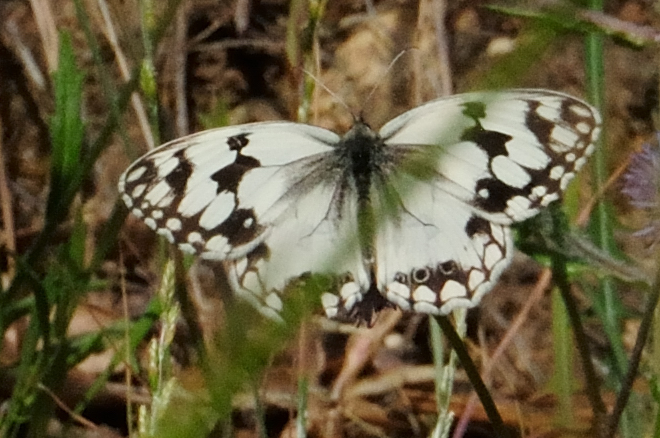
[48,32,86,219]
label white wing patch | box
[118,89,601,322]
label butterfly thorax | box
[338,120,385,201]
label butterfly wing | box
[356,89,600,315]
[372,172,513,314]
[224,174,370,319]
[379,89,601,224]
[119,122,370,318]
[120,122,338,258]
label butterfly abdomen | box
[335,120,388,260]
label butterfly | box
[118,89,601,322]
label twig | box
[575,152,632,228]
[28,0,59,72]
[3,20,47,90]
[38,384,99,430]
[0,118,16,287]
[436,315,510,438]
[96,0,154,149]
[552,254,608,436]
[192,39,283,53]
[330,310,401,400]
[453,268,552,438]
[173,3,189,137]
[234,0,251,34]
[414,0,452,101]
[605,270,660,437]
[431,0,452,96]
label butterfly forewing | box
[380,90,600,224]
[120,122,339,259]
[118,89,601,321]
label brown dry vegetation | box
[0,0,658,437]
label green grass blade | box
[47,31,85,223]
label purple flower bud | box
[622,141,660,209]
[622,135,660,248]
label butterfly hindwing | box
[225,178,370,319]
[371,171,514,316]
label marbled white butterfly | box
[118,89,601,321]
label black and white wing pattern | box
[118,89,601,321]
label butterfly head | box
[346,116,376,137]
[339,118,385,175]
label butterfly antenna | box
[302,68,354,118]
[363,49,415,112]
